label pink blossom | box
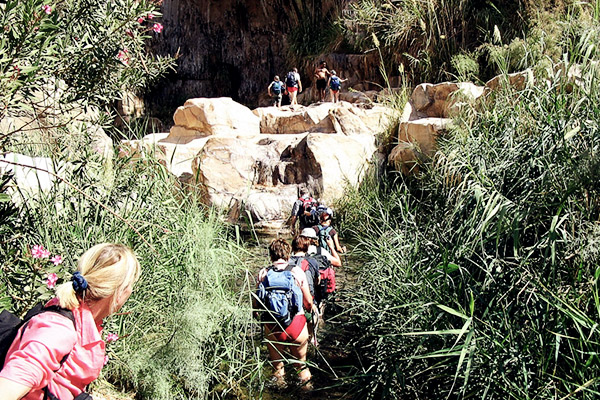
[46,273,58,289]
[152,23,163,33]
[41,5,52,15]
[137,16,145,23]
[106,333,119,343]
[125,28,134,38]
[117,49,130,65]
[50,255,63,265]
[31,245,50,259]
[103,355,109,365]
[147,13,154,20]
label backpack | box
[0,303,75,368]
[299,197,319,227]
[306,247,336,301]
[286,71,297,88]
[288,255,319,297]
[317,224,334,252]
[272,81,283,95]
[256,265,303,328]
[330,76,341,91]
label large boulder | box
[398,117,453,156]
[485,69,534,92]
[167,97,260,142]
[0,153,67,201]
[411,82,484,118]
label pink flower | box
[31,245,50,259]
[103,355,109,365]
[137,16,145,23]
[106,333,119,343]
[117,49,130,65]
[125,28,134,38]
[147,13,154,20]
[50,255,63,265]
[41,5,52,14]
[46,273,58,289]
[152,23,163,33]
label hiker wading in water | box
[0,243,141,400]
[255,239,315,390]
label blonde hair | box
[56,243,141,311]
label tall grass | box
[0,139,261,398]
[336,23,600,400]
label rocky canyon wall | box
[145,0,384,117]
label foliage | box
[337,21,600,400]
[341,0,561,83]
[0,0,175,149]
[0,144,261,398]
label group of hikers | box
[0,194,342,398]
[254,191,346,391]
[267,61,348,108]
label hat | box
[300,228,318,239]
[322,207,333,216]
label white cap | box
[300,228,318,239]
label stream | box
[245,232,362,400]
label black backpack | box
[0,303,75,368]
[286,71,297,87]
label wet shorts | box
[266,314,307,342]
[287,86,298,93]
[316,79,327,90]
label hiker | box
[285,67,302,106]
[255,239,315,389]
[313,61,330,102]
[289,191,321,236]
[0,243,141,400]
[312,207,347,255]
[328,70,348,103]
[267,75,284,107]
[289,235,321,345]
[300,228,340,320]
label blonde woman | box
[0,243,141,400]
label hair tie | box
[72,271,88,292]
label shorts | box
[287,86,298,93]
[330,89,339,94]
[273,93,282,103]
[266,314,307,342]
[316,79,327,90]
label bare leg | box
[289,325,311,382]
[265,331,286,380]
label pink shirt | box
[0,299,106,400]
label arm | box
[332,232,346,254]
[267,82,273,96]
[293,268,313,311]
[326,241,342,267]
[0,378,30,400]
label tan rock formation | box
[167,97,260,142]
[412,82,484,118]
[485,69,534,91]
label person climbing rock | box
[267,75,284,107]
[313,61,330,102]
[289,191,320,236]
[285,67,302,107]
[254,239,315,390]
[328,70,348,103]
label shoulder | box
[257,267,269,282]
[20,311,77,356]
[291,267,306,284]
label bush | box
[337,22,600,400]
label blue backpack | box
[317,225,334,252]
[272,81,283,95]
[330,76,341,91]
[256,265,303,328]
[286,71,297,87]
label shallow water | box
[245,232,362,399]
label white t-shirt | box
[307,245,334,262]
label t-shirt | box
[307,245,334,262]
[312,225,337,239]
[291,197,319,229]
[0,299,105,400]
[289,255,319,297]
